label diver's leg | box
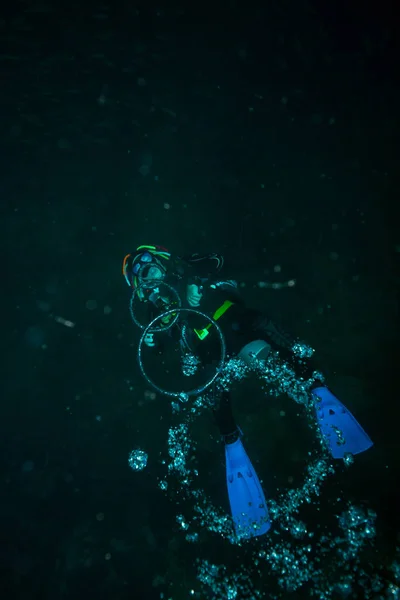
[213,390,271,538]
[311,386,373,458]
[238,314,373,459]
[213,390,240,443]
[238,339,272,365]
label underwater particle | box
[86,299,97,310]
[128,448,148,471]
[45,282,57,294]
[289,520,307,539]
[97,83,108,105]
[311,113,323,125]
[177,515,189,530]
[103,305,112,315]
[163,202,171,209]
[152,574,166,587]
[104,552,111,560]
[391,560,400,582]
[21,460,35,473]
[139,165,150,176]
[292,342,314,359]
[334,581,352,597]
[181,352,200,376]
[343,453,354,467]
[57,138,72,150]
[138,150,153,177]
[37,300,51,312]
[54,315,75,328]
[96,512,105,521]
[25,325,45,348]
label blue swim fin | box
[225,438,271,539]
[312,386,373,459]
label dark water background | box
[1,0,398,598]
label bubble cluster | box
[196,560,259,600]
[392,557,400,583]
[251,351,324,406]
[269,457,335,522]
[343,452,355,467]
[195,503,380,599]
[176,514,190,531]
[336,505,377,560]
[261,541,315,593]
[216,357,250,390]
[127,448,148,471]
[181,352,201,376]
[129,340,386,598]
[167,423,194,483]
[292,341,315,359]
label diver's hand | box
[186,284,203,307]
[144,332,156,347]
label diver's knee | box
[238,340,271,365]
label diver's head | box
[133,252,166,282]
[140,263,165,283]
[129,246,171,298]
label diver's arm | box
[142,303,158,348]
[142,292,175,349]
[174,253,223,306]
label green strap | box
[194,300,233,340]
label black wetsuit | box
[137,252,319,384]
[169,254,318,384]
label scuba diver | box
[123,244,373,539]
[122,244,227,347]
